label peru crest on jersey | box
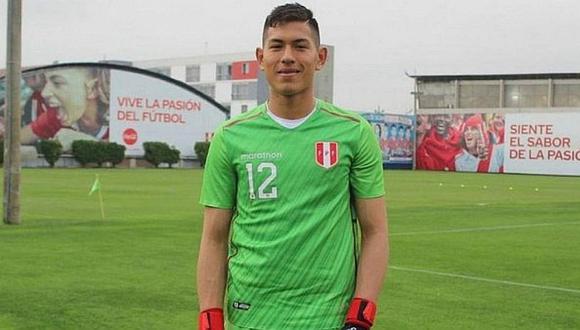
[315,141,339,169]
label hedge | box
[71,140,126,167]
[38,140,63,168]
[105,143,126,168]
[143,142,180,168]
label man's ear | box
[256,47,265,70]
[316,46,328,71]
[85,78,99,100]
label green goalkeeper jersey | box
[200,100,384,329]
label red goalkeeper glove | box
[198,308,224,330]
[342,297,377,330]
[30,107,63,139]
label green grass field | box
[1,169,579,329]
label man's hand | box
[476,141,489,160]
[30,107,63,139]
[342,297,377,330]
[199,308,224,330]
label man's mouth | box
[277,68,300,76]
[44,97,61,108]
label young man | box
[197,4,388,329]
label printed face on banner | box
[0,68,111,149]
[463,126,483,153]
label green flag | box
[89,176,101,196]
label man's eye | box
[50,78,66,86]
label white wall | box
[200,63,216,82]
[215,81,232,104]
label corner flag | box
[89,174,105,220]
[89,176,101,196]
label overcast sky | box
[2,0,580,113]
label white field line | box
[391,221,580,236]
[390,266,580,295]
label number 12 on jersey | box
[245,162,278,200]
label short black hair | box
[262,3,320,46]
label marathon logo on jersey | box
[240,152,283,162]
[232,301,251,311]
[315,141,339,169]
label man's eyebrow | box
[293,39,310,44]
[267,38,311,45]
[48,74,65,82]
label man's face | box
[491,113,504,130]
[397,127,405,139]
[23,73,46,91]
[257,21,326,98]
[463,126,482,151]
[432,114,451,137]
[389,125,397,138]
[41,69,94,125]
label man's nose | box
[41,84,53,99]
[281,46,295,64]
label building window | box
[242,63,250,75]
[553,82,580,107]
[417,81,456,109]
[459,83,500,108]
[241,105,248,113]
[193,83,215,99]
[149,67,171,76]
[504,83,548,108]
[186,65,200,82]
[216,63,232,81]
[232,82,257,100]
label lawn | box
[1,169,579,329]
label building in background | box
[133,46,334,118]
[412,73,580,176]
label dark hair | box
[263,3,320,46]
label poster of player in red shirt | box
[416,113,505,172]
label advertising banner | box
[363,113,414,169]
[0,64,226,157]
[108,70,224,156]
[504,112,580,176]
[416,112,580,176]
[416,113,505,173]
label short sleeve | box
[350,120,385,198]
[200,127,237,209]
